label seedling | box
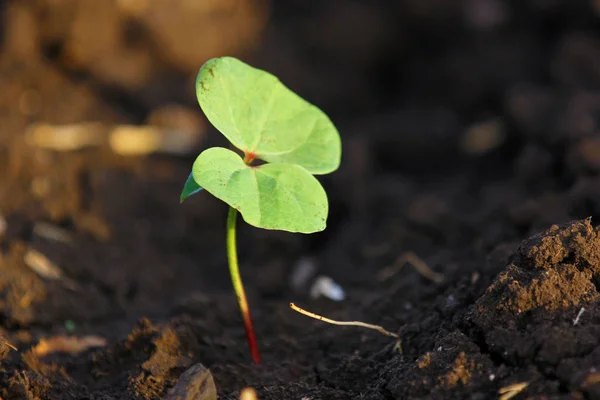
[180,56,341,364]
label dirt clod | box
[469,219,600,368]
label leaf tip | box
[180,172,203,204]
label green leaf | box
[192,147,328,233]
[196,56,341,175]
[180,172,203,203]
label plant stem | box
[227,206,261,364]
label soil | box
[2,1,600,399]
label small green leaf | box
[180,172,203,203]
[192,147,328,233]
[196,57,341,175]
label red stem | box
[227,206,261,364]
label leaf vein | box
[252,81,280,152]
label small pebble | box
[309,276,345,301]
[163,363,217,400]
[24,248,63,280]
[240,387,258,400]
[33,222,73,244]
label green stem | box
[226,206,261,364]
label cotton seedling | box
[180,56,341,363]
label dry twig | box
[377,251,444,284]
[498,382,529,400]
[1,337,17,351]
[290,303,398,338]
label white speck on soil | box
[573,307,585,325]
[310,276,345,301]
[290,256,317,291]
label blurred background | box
[2,0,600,398]
[3,0,600,235]
[4,0,598,161]
[1,1,599,166]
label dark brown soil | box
[2,1,600,399]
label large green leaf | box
[192,147,328,233]
[196,57,341,175]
